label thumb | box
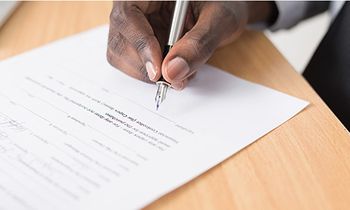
[161,26,218,84]
[162,2,246,84]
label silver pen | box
[155,0,189,110]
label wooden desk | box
[1,2,349,210]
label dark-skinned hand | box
[107,1,275,90]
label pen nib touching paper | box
[154,81,168,110]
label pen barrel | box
[168,1,189,46]
[158,0,188,84]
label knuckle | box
[133,35,153,54]
[109,6,120,22]
[110,7,127,29]
[134,37,148,53]
[108,32,127,57]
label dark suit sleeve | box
[270,1,330,31]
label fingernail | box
[145,61,157,81]
[166,57,190,81]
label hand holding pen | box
[107,1,276,107]
[155,0,188,109]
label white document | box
[0,26,308,210]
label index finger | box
[112,2,163,82]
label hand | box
[107,1,275,90]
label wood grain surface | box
[0,2,349,210]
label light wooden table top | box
[1,2,349,210]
